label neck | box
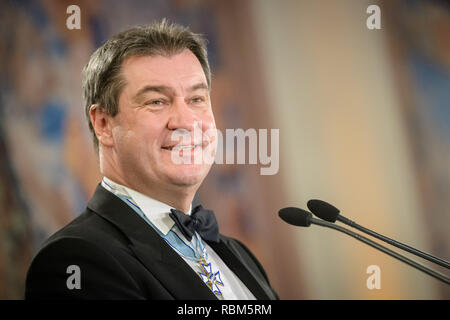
[107,175,196,214]
[142,184,195,214]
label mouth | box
[161,143,202,151]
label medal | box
[197,258,225,295]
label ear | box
[89,104,114,147]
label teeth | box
[172,145,199,151]
[174,146,193,151]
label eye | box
[145,99,165,106]
[191,96,206,104]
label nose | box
[167,97,198,132]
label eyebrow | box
[189,82,209,92]
[133,85,172,102]
[133,82,209,102]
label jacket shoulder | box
[25,210,142,299]
[42,209,130,249]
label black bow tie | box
[169,205,219,243]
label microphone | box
[279,207,313,227]
[307,199,450,269]
[279,207,450,285]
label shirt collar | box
[101,176,192,236]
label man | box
[25,20,278,300]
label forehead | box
[121,50,207,88]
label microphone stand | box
[310,217,450,285]
[337,215,450,269]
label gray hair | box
[82,19,211,149]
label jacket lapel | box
[87,185,217,300]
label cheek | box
[134,123,168,158]
[112,124,154,157]
[200,111,216,130]
[112,125,136,147]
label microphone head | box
[307,199,340,222]
[279,207,312,227]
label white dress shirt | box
[101,177,256,300]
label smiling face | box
[98,50,217,199]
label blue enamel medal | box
[198,258,225,295]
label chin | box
[166,164,210,187]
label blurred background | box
[0,0,449,299]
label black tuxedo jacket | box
[25,185,278,300]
